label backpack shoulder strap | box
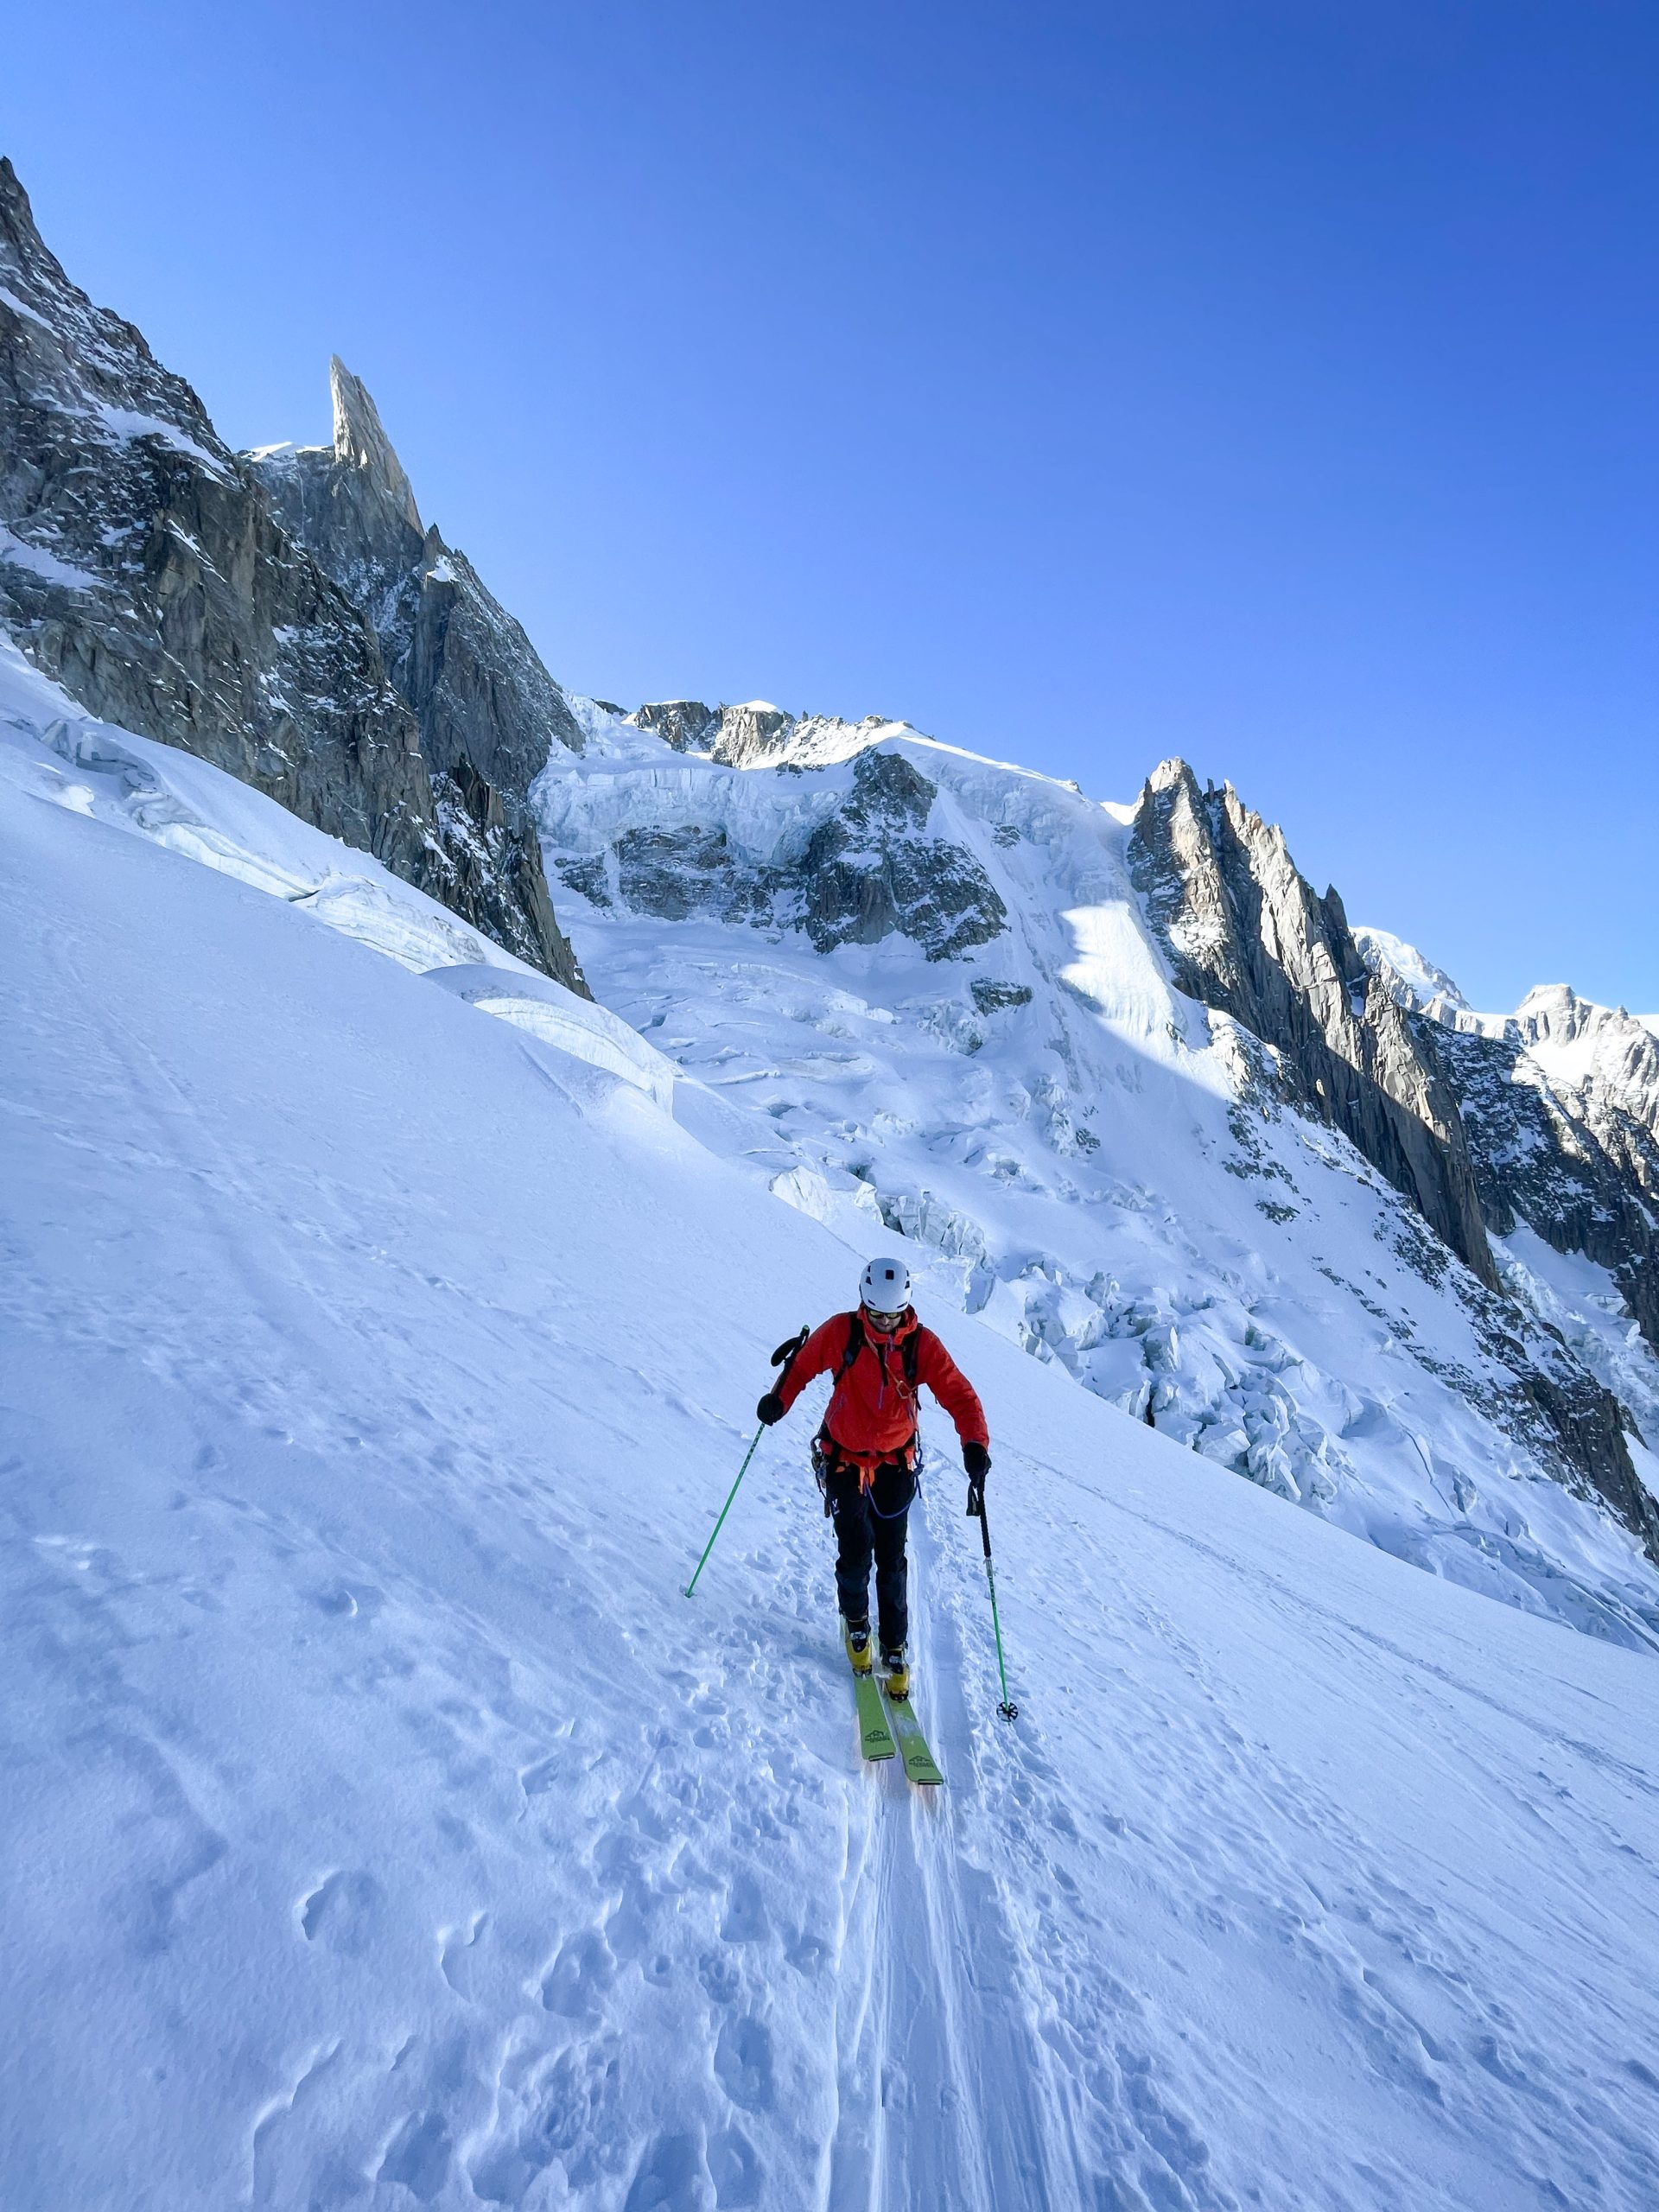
[836,1310,866,1379]
[902,1325,923,1391]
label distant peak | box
[1352,926,1468,1015]
[0,156,67,285]
[328,356,422,534]
[0,154,31,227]
[1145,757,1199,798]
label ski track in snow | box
[3,716,1659,2209]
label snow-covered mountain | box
[0,160,585,989]
[6,642,1659,2212]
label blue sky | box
[5,2,1655,1010]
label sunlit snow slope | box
[4,682,1659,2212]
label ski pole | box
[971,1491,1019,1721]
[683,1423,766,1599]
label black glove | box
[756,1392,786,1426]
[963,1440,990,1515]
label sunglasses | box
[865,1307,906,1331]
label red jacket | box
[778,1308,988,1465]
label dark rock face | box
[614,825,776,926]
[1511,1327,1659,1560]
[252,359,588,989]
[707,701,798,767]
[0,162,423,873]
[0,159,583,989]
[1129,759,1495,1285]
[971,979,1033,1014]
[1130,755,1658,1564]
[630,701,721,753]
[1451,1269,1659,1566]
[1357,944,1659,1358]
[796,751,1007,960]
[1430,1010,1659,1351]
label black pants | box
[828,1460,916,1652]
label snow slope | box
[5,698,1659,2209]
[0,640,668,1106]
[533,703,1659,1649]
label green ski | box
[881,1687,944,1787]
[842,1622,895,1761]
[853,1668,898,1761]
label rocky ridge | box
[630,696,913,770]
[0,160,583,988]
[1128,760,1496,1281]
[1128,760,1656,1553]
[251,359,590,988]
[1359,948,1659,1351]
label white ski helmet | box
[860,1255,912,1313]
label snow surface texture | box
[0,643,664,1105]
[535,703,1659,1649]
[6,664,1659,2212]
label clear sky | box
[4,2,1655,1012]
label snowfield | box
[4,690,1659,2209]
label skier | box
[755,1256,990,1699]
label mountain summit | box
[326,355,423,535]
[0,160,585,988]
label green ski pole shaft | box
[684,1424,766,1598]
[974,1494,1019,1721]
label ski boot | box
[880,1647,911,1700]
[843,1618,874,1675]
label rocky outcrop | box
[626,699,907,771]
[0,159,582,988]
[1129,759,1496,1285]
[556,745,1007,962]
[707,700,798,766]
[252,359,588,988]
[1379,977,1659,1352]
[631,700,721,753]
[795,749,1007,959]
[1357,942,1659,1351]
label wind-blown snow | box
[6,683,1659,2210]
[92,399,231,479]
[0,522,99,590]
